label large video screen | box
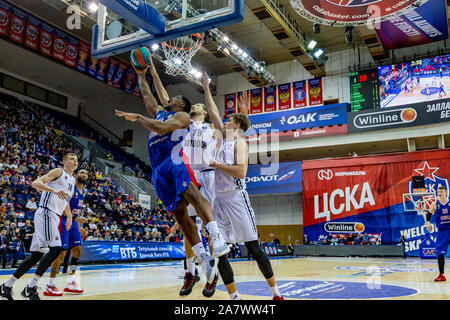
[379,54,450,108]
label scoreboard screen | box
[349,69,380,112]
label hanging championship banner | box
[64,36,79,68]
[39,22,54,57]
[250,88,263,114]
[107,57,120,86]
[96,57,110,82]
[278,83,292,110]
[24,16,40,50]
[112,61,128,88]
[52,29,67,61]
[0,1,11,36]
[9,8,26,44]
[264,86,277,113]
[293,80,307,108]
[124,68,137,94]
[133,78,141,97]
[224,93,237,118]
[308,78,323,106]
[77,41,90,73]
[88,55,99,78]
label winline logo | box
[353,108,417,129]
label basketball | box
[130,47,151,69]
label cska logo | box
[408,161,450,196]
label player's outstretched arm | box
[210,138,248,179]
[132,64,163,118]
[115,109,190,135]
[148,55,170,107]
[202,71,225,135]
[31,168,66,198]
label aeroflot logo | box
[353,108,417,129]
[245,170,296,183]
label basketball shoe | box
[44,285,63,296]
[434,274,446,282]
[0,284,13,300]
[64,281,84,293]
[273,295,285,300]
[21,286,40,300]
[179,272,196,296]
[209,232,230,258]
[200,253,219,284]
[202,272,218,298]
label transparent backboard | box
[402,192,436,213]
[92,0,244,58]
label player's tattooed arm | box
[210,138,248,179]
[147,55,170,107]
[202,71,225,135]
[115,109,190,134]
[31,168,67,199]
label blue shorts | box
[61,216,82,250]
[152,151,200,213]
[436,228,450,256]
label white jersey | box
[38,168,75,216]
[215,139,246,194]
[182,120,216,171]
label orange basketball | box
[401,108,416,122]
[355,223,364,232]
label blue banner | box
[245,161,302,194]
[79,241,185,262]
[245,103,348,135]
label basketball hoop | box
[403,191,436,221]
[161,33,204,77]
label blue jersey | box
[68,185,85,219]
[147,109,185,169]
[435,200,450,230]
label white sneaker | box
[200,253,219,284]
[210,232,230,258]
[64,281,84,294]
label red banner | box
[264,86,277,112]
[112,62,128,88]
[124,69,137,93]
[224,93,236,118]
[77,41,90,73]
[107,57,120,86]
[293,80,307,108]
[9,13,25,44]
[24,19,39,50]
[64,38,79,68]
[0,8,10,36]
[96,57,110,82]
[39,24,53,57]
[133,78,141,97]
[250,88,263,114]
[277,83,292,110]
[52,32,67,61]
[308,78,323,106]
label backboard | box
[402,192,436,215]
[92,0,244,58]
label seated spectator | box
[353,234,362,245]
[330,235,339,246]
[104,230,113,241]
[124,229,134,242]
[113,229,123,241]
[1,228,18,268]
[361,233,370,245]
[19,219,34,253]
[338,234,347,245]
[87,229,103,241]
[134,231,143,242]
[346,233,355,245]
[25,197,37,211]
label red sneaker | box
[273,295,285,300]
[43,285,63,296]
[434,274,447,282]
[64,281,84,293]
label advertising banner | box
[250,88,263,114]
[293,80,307,108]
[80,241,185,262]
[375,0,448,50]
[278,83,292,110]
[224,93,237,118]
[302,149,450,257]
[245,161,302,195]
[308,78,323,106]
[264,86,277,112]
[245,103,348,135]
[138,193,151,209]
[348,97,450,133]
[245,125,348,143]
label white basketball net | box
[161,34,204,77]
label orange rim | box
[161,33,204,51]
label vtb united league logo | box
[408,161,450,196]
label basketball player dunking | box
[115,62,229,290]
[44,169,89,296]
[425,185,450,282]
[0,153,77,300]
[203,72,284,300]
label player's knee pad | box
[218,255,234,285]
[245,240,274,279]
[70,257,79,266]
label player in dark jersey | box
[44,169,89,296]
[426,185,450,282]
[115,63,229,291]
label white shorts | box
[187,169,216,217]
[214,189,258,244]
[30,208,62,253]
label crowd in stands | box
[317,233,381,245]
[0,92,183,267]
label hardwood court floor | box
[1,256,449,300]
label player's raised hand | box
[202,71,210,91]
[425,221,432,232]
[131,63,149,77]
[115,109,140,122]
[239,90,250,115]
[53,189,68,200]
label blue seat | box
[25,211,34,219]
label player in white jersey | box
[0,153,77,300]
[203,73,284,300]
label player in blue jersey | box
[115,63,229,290]
[44,169,89,296]
[426,185,450,282]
